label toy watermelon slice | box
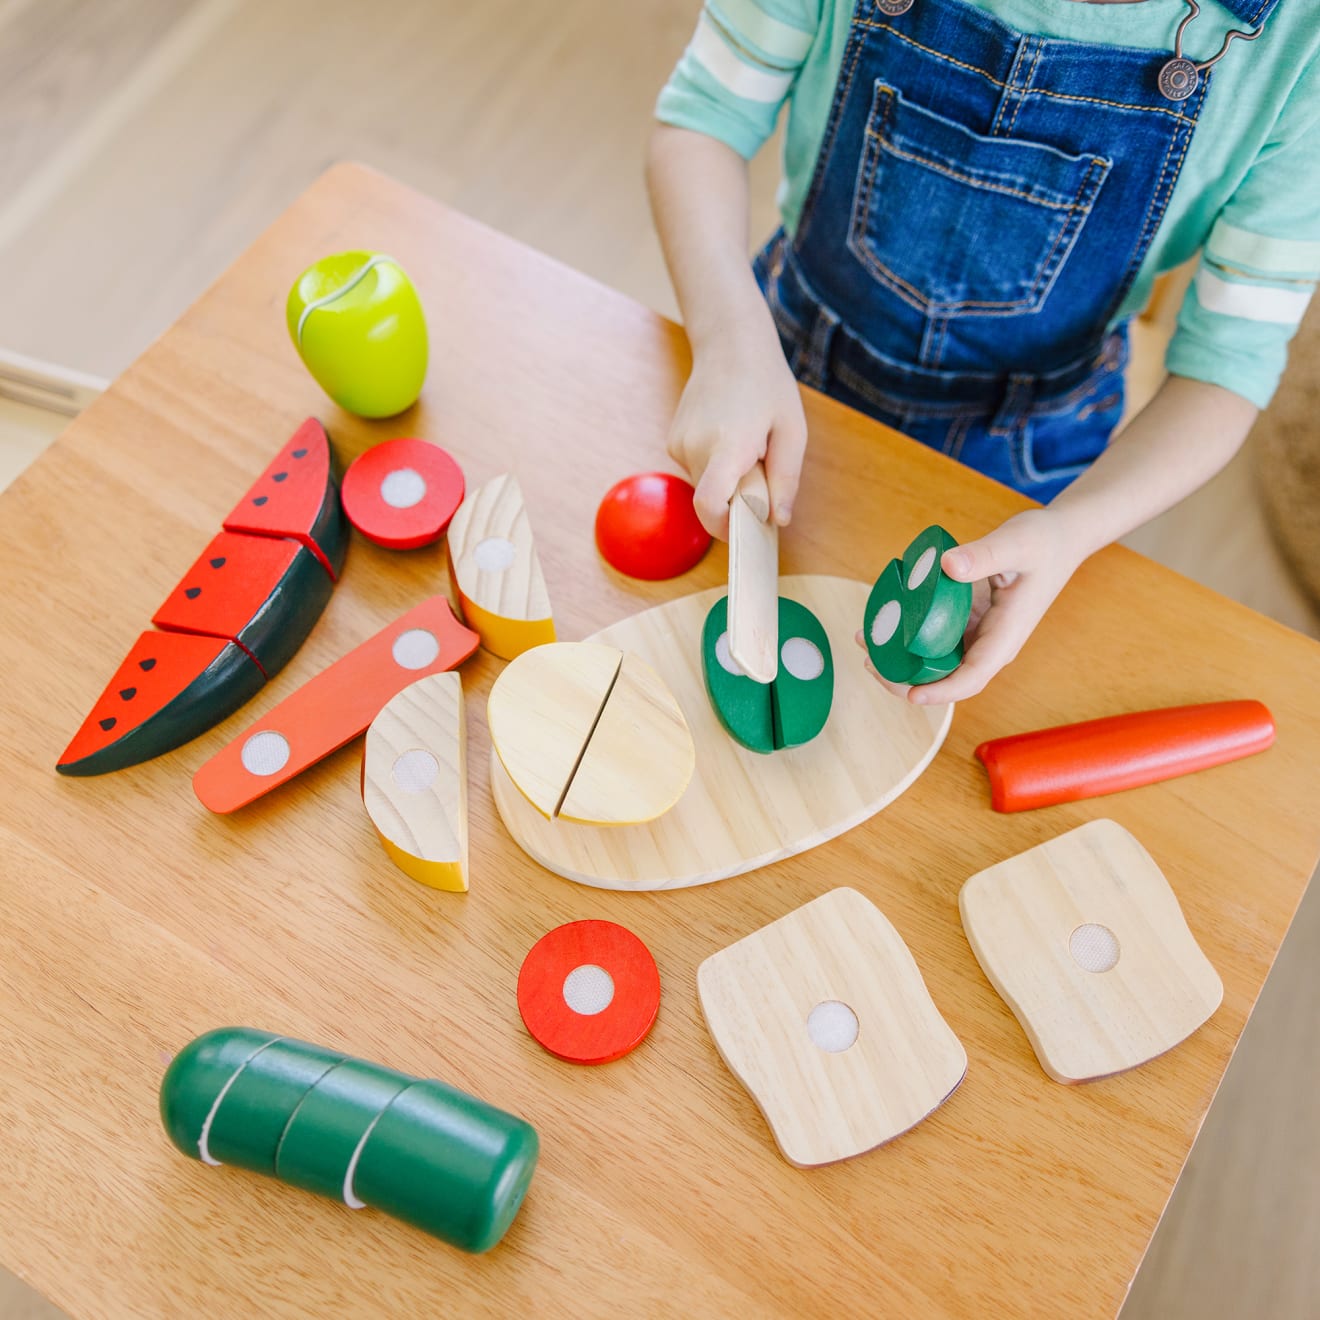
[223,417,348,580]
[153,530,334,678]
[57,631,265,777]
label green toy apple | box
[287,251,428,418]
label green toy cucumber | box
[701,595,834,753]
[160,1028,539,1253]
[864,526,970,685]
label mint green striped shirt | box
[656,0,1320,407]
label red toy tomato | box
[595,472,711,581]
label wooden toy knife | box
[728,463,778,684]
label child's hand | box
[858,509,1084,705]
[667,328,807,540]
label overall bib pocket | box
[848,83,1112,317]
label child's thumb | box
[941,530,1014,583]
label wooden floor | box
[0,2,1315,1316]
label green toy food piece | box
[772,598,834,750]
[901,525,972,658]
[353,1080,540,1255]
[287,252,429,419]
[701,595,775,754]
[160,1028,539,1253]
[863,525,972,686]
[701,595,834,752]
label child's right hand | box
[667,325,807,541]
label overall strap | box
[1212,0,1281,28]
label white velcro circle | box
[392,628,440,670]
[240,731,291,777]
[391,749,440,793]
[908,545,937,590]
[807,1001,859,1053]
[870,599,902,647]
[1070,923,1121,973]
[379,467,428,509]
[781,636,824,681]
[473,537,517,573]
[714,630,746,677]
[562,964,615,1016]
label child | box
[647,0,1319,704]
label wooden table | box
[2,163,1318,1319]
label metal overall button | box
[1159,0,1265,102]
[876,0,914,16]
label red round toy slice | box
[517,920,660,1065]
[595,472,711,581]
[340,438,465,550]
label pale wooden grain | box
[960,820,1223,1084]
[2,163,1320,1320]
[447,472,554,657]
[727,463,779,683]
[362,672,468,892]
[557,652,696,826]
[698,887,968,1167]
[491,575,952,890]
[486,641,620,819]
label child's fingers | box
[692,444,757,540]
[911,585,1044,705]
[854,629,913,699]
[765,413,807,527]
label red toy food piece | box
[595,472,711,581]
[517,920,660,1065]
[975,700,1277,812]
[223,417,346,580]
[57,630,265,776]
[192,595,479,813]
[340,438,465,550]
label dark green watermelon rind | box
[771,598,834,750]
[308,471,349,581]
[700,595,775,755]
[237,543,336,679]
[56,642,266,777]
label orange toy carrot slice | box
[193,596,478,813]
[975,700,1276,813]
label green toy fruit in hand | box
[287,251,428,418]
[864,526,971,686]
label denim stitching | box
[795,25,868,244]
[1008,40,1043,137]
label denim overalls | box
[754,0,1281,500]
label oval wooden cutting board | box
[490,575,952,891]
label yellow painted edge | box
[379,832,468,892]
[456,588,555,660]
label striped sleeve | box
[1168,97,1320,407]
[655,0,821,160]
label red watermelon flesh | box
[223,418,345,580]
[57,630,265,776]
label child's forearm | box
[645,125,777,352]
[1050,374,1259,560]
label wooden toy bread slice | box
[152,530,333,678]
[57,630,265,776]
[488,641,694,825]
[726,464,778,683]
[698,887,967,1166]
[340,438,465,550]
[959,819,1223,1083]
[557,652,695,825]
[362,672,468,891]
[446,473,554,659]
[193,596,478,813]
[222,417,348,580]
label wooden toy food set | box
[52,245,1282,1258]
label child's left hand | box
[856,508,1084,705]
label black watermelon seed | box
[209,557,226,569]
[139,658,157,671]
[292,448,308,458]
[99,717,117,732]
[273,472,288,482]
[185,587,202,599]
[253,495,269,507]
[119,687,137,701]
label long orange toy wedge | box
[975,700,1276,813]
[194,596,478,813]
